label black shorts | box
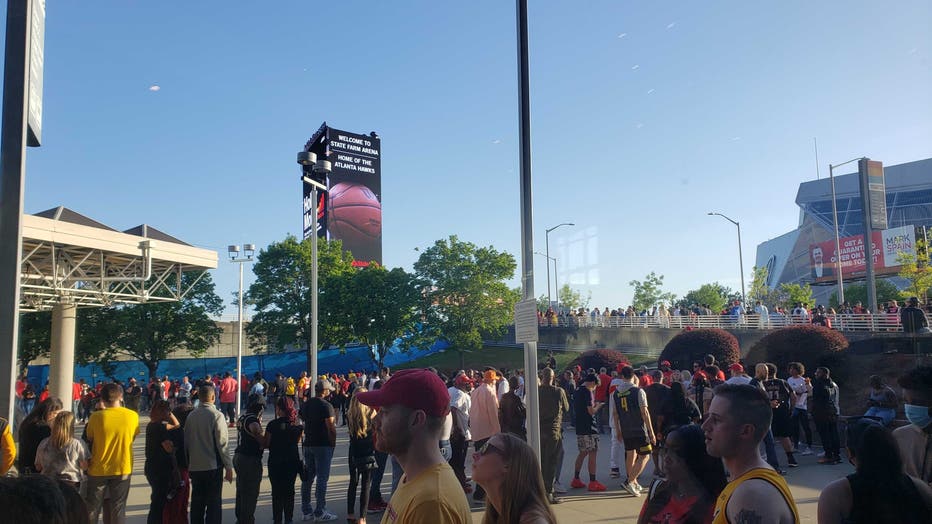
[771,409,792,438]
[623,436,653,455]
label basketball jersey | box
[711,467,799,524]
[613,385,648,439]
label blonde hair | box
[754,363,769,381]
[49,410,75,449]
[347,388,372,439]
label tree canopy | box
[246,236,356,359]
[414,236,519,357]
[629,272,675,312]
[679,282,737,313]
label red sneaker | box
[570,478,586,489]
[588,480,607,492]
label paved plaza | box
[109,411,849,523]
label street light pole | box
[545,223,573,310]
[534,251,556,308]
[708,213,746,306]
[299,151,331,391]
[228,243,255,420]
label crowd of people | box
[0,354,930,523]
[538,296,931,333]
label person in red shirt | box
[659,361,676,385]
[72,380,82,413]
[219,371,238,426]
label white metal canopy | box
[19,206,218,311]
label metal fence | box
[537,313,930,333]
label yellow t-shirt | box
[86,406,140,477]
[382,462,471,524]
[286,378,297,396]
[712,467,799,524]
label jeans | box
[84,475,132,524]
[269,462,298,524]
[864,407,896,426]
[347,457,372,517]
[449,437,469,487]
[301,446,334,516]
[369,451,389,503]
[220,402,235,422]
[791,407,813,448]
[815,415,840,457]
[189,468,223,524]
[762,429,780,469]
[234,453,263,524]
[144,471,170,524]
[609,424,623,470]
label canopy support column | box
[49,302,76,407]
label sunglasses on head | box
[478,440,506,457]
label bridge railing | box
[537,313,929,333]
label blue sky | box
[10,1,932,315]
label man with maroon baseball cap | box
[356,369,471,524]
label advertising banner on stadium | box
[809,225,916,282]
[301,123,382,267]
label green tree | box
[326,265,423,366]
[414,236,519,366]
[748,266,771,305]
[246,236,356,367]
[897,238,932,301]
[557,283,590,311]
[77,272,224,379]
[17,311,51,371]
[775,283,814,309]
[828,279,901,309]
[680,282,735,314]
[629,272,675,312]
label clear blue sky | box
[9,0,932,315]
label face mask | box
[904,404,931,429]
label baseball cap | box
[315,380,334,392]
[454,374,473,387]
[729,363,744,373]
[660,360,671,367]
[356,369,451,417]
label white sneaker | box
[624,482,641,497]
[800,445,814,456]
[817,451,826,458]
[302,515,314,522]
[552,481,568,494]
[316,510,338,522]
[632,481,644,495]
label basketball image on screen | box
[327,182,382,250]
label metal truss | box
[19,239,208,311]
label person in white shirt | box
[754,301,770,329]
[786,362,814,455]
[607,371,627,480]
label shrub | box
[745,325,848,376]
[659,328,740,371]
[564,349,631,374]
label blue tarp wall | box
[26,339,448,386]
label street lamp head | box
[297,151,317,166]
[228,245,240,260]
[313,159,332,174]
[243,244,256,258]
[707,212,715,216]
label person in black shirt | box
[299,380,338,522]
[265,396,304,524]
[166,397,194,523]
[145,400,180,524]
[901,297,929,333]
[571,374,606,491]
[17,397,62,475]
[764,363,798,468]
[811,367,842,464]
[124,378,143,412]
[612,366,656,497]
[234,395,265,524]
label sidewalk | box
[118,414,847,523]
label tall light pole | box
[516,0,541,461]
[708,212,746,306]
[534,251,557,308]
[827,157,866,306]
[299,151,331,391]
[228,243,254,420]
[545,223,573,310]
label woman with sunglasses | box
[472,432,557,524]
[637,424,727,524]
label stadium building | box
[755,157,932,305]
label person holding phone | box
[571,374,607,491]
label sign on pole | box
[865,160,887,230]
[26,0,43,147]
[514,298,539,343]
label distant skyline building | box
[756,157,932,305]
